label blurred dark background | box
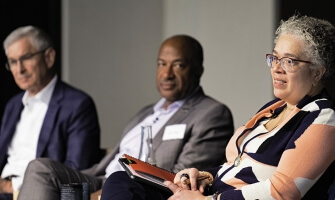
[0,0,334,123]
[278,0,335,99]
[0,0,61,123]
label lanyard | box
[234,106,286,167]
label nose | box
[272,60,284,72]
[162,65,174,78]
[16,60,26,73]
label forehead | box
[274,34,307,57]
[159,44,184,58]
[7,37,35,57]
[158,39,192,59]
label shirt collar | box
[153,98,184,113]
[22,76,58,106]
[153,86,200,112]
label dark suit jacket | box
[0,79,102,173]
[84,87,234,177]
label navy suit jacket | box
[0,79,102,174]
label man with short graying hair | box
[0,26,102,200]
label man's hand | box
[0,178,13,194]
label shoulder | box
[185,94,234,125]
[187,87,231,110]
[54,80,94,101]
[198,95,231,112]
[5,92,24,107]
[302,96,335,125]
[192,92,232,115]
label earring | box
[312,82,318,87]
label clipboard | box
[118,154,175,193]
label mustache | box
[161,77,175,82]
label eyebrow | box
[157,58,185,63]
[7,51,34,60]
[272,50,301,58]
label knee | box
[103,171,137,190]
[25,158,55,174]
[101,172,137,200]
[104,171,130,185]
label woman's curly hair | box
[274,15,335,84]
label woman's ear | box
[313,66,326,82]
[43,47,56,69]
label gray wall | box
[62,0,275,148]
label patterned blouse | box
[208,90,335,199]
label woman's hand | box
[172,168,210,192]
[174,168,199,191]
[164,180,207,200]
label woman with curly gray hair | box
[101,14,335,200]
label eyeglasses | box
[5,49,47,71]
[266,54,313,72]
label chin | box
[273,90,285,99]
[161,93,175,100]
[17,85,29,91]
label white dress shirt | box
[104,98,185,177]
[1,76,57,190]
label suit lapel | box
[4,100,24,142]
[152,88,205,150]
[36,80,62,157]
[121,107,154,138]
[0,97,24,163]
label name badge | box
[162,124,186,141]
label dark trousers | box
[0,194,12,200]
[101,171,172,200]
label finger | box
[197,178,209,193]
[179,173,191,189]
[188,168,199,191]
[174,170,190,186]
[198,184,206,193]
[180,173,190,184]
[180,181,190,190]
[174,171,185,184]
[164,181,182,194]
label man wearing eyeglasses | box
[0,26,103,199]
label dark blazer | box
[0,79,102,173]
[85,87,234,176]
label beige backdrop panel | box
[62,0,275,148]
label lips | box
[160,81,176,90]
[274,79,286,84]
[17,75,30,82]
[273,77,287,87]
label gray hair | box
[3,25,53,55]
[274,15,335,84]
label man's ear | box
[43,47,56,69]
[196,66,204,79]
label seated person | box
[0,26,102,199]
[15,34,235,200]
[100,14,335,200]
